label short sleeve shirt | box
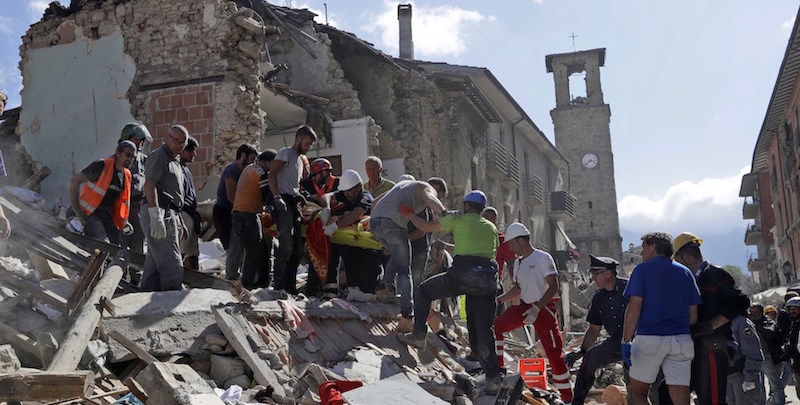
[624,256,702,336]
[215,162,242,209]
[232,164,266,214]
[364,177,395,198]
[586,277,629,339]
[439,212,498,259]
[82,160,125,208]
[333,190,373,215]
[145,145,184,209]
[513,249,557,305]
[182,165,196,211]
[275,146,302,195]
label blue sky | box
[1,0,798,270]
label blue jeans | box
[762,360,788,405]
[415,256,500,378]
[371,217,413,316]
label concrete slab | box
[104,289,236,362]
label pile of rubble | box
[0,189,626,404]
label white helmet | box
[505,222,530,241]
[338,169,363,191]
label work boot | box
[482,375,503,395]
[375,285,397,304]
[397,332,426,349]
[397,315,414,333]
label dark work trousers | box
[415,256,501,379]
[272,195,303,294]
[212,204,233,249]
[85,208,120,245]
[341,246,383,293]
[316,243,344,297]
[230,211,264,288]
[573,337,628,404]
[121,197,144,254]
[256,235,273,288]
[691,333,730,405]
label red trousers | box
[494,299,573,402]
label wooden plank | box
[0,268,68,311]
[27,248,70,280]
[66,250,109,317]
[0,371,93,401]
[47,265,123,372]
[107,330,157,365]
[123,377,148,403]
[0,319,42,361]
[212,305,286,396]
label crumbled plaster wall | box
[268,24,363,121]
[18,0,267,196]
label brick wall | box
[148,83,215,188]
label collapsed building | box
[0,0,630,403]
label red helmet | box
[310,158,332,175]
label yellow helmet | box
[672,232,702,258]
[764,305,778,315]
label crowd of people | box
[67,121,800,404]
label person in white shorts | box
[622,232,702,405]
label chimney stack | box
[398,4,414,60]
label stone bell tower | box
[546,48,622,269]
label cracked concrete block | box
[234,16,264,34]
[137,362,223,405]
[209,354,249,387]
[238,40,261,59]
[223,374,251,389]
[0,344,21,373]
[104,289,235,362]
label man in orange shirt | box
[228,150,275,287]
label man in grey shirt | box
[268,125,317,294]
[370,178,448,332]
[139,124,187,291]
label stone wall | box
[18,0,267,194]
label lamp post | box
[783,260,793,284]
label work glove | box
[320,207,332,224]
[399,203,415,219]
[621,341,632,367]
[742,381,756,392]
[323,222,338,237]
[273,196,287,213]
[148,206,167,239]
[564,348,585,368]
[122,221,134,236]
[522,306,540,325]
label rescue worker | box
[726,315,764,405]
[363,156,395,198]
[783,297,800,397]
[749,303,788,405]
[370,177,448,332]
[69,141,135,245]
[494,222,573,402]
[566,255,629,405]
[179,136,201,270]
[119,122,153,255]
[672,232,751,405]
[139,125,187,291]
[269,125,317,294]
[228,150,275,288]
[213,144,257,251]
[319,169,381,301]
[395,190,503,395]
[300,157,339,203]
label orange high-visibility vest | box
[79,158,131,230]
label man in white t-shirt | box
[494,222,573,403]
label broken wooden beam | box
[0,370,93,401]
[212,304,285,396]
[47,265,123,372]
[107,330,157,365]
[0,267,68,311]
[21,166,51,190]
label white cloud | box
[618,166,750,235]
[27,0,49,22]
[361,1,491,58]
[784,16,796,30]
[297,3,341,28]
